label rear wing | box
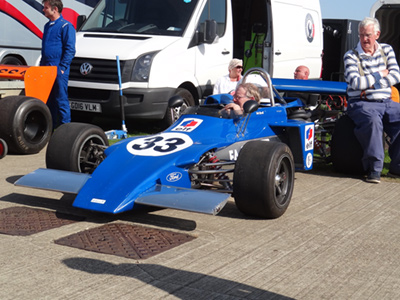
[271,78,348,95]
[0,65,57,103]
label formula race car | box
[16,68,348,219]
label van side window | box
[198,0,227,38]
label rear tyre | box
[163,88,195,128]
[331,114,364,175]
[234,141,295,219]
[46,123,109,173]
[0,96,52,154]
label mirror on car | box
[243,100,259,114]
[168,95,184,108]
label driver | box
[222,83,260,115]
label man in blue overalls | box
[344,17,400,183]
[40,0,76,129]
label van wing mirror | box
[204,19,217,44]
[76,15,87,31]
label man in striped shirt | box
[344,17,400,183]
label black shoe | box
[366,171,381,184]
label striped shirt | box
[344,42,400,100]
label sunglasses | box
[235,66,243,69]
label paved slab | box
[1,149,400,299]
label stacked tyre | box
[0,96,52,154]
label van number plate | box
[70,101,102,113]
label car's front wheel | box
[46,123,109,173]
[234,141,294,219]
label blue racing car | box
[15,68,347,219]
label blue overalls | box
[40,15,76,129]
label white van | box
[0,0,99,66]
[68,0,323,126]
[370,0,400,64]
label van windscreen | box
[80,0,199,36]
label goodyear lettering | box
[229,149,239,161]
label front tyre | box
[46,123,109,173]
[234,141,295,219]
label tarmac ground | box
[1,148,400,299]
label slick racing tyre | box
[331,114,364,175]
[46,123,109,174]
[234,141,295,219]
[0,96,52,154]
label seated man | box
[221,83,260,117]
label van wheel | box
[331,114,364,174]
[233,141,294,219]
[46,123,109,174]
[0,96,52,154]
[0,56,24,65]
[163,88,195,128]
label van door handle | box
[275,51,282,55]
[222,50,230,55]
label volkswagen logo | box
[80,62,93,75]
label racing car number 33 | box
[127,133,193,156]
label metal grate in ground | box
[54,223,196,259]
[0,207,84,236]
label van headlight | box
[131,51,158,82]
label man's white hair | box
[359,17,380,34]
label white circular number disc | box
[126,133,193,156]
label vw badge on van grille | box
[80,62,93,75]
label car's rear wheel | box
[0,96,52,154]
[46,123,109,173]
[234,141,294,219]
[331,114,364,175]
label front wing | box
[15,168,229,215]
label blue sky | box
[320,0,378,21]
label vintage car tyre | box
[0,138,7,159]
[163,88,195,128]
[331,114,364,175]
[0,96,52,154]
[46,122,109,173]
[233,141,295,219]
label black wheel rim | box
[274,155,292,206]
[23,110,48,143]
[78,135,106,173]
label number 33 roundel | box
[126,133,193,156]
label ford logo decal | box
[80,62,93,75]
[166,172,182,182]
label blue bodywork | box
[16,73,347,216]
